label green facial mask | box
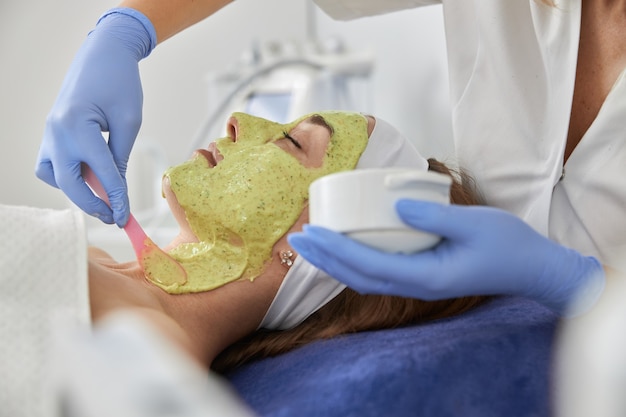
[151,111,369,294]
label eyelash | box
[283,131,302,149]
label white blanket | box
[0,204,89,417]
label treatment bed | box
[225,295,559,417]
[1,205,559,416]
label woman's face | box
[155,112,370,294]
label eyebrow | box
[304,114,334,136]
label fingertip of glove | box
[288,233,323,269]
[287,233,305,252]
[34,163,59,188]
[395,199,435,223]
[113,209,129,228]
[92,211,115,225]
[396,198,441,210]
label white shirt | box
[314,0,626,269]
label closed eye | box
[283,131,302,149]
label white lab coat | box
[314,0,626,270]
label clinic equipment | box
[187,38,374,153]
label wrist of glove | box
[97,7,157,59]
[289,201,606,316]
[530,245,605,317]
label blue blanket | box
[225,296,559,417]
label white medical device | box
[188,38,374,152]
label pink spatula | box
[82,165,187,287]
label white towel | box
[0,204,89,417]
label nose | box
[226,116,239,142]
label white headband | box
[259,116,429,330]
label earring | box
[280,250,294,268]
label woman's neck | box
[87,247,281,369]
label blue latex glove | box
[289,200,605,314]
[36,8,156,226]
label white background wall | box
[0,0,452,212]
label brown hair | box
[212,158,488,373]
